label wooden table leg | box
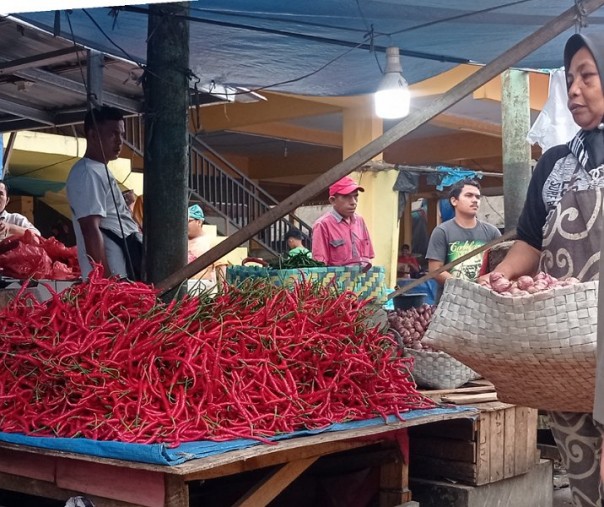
[379,447,411,507]
[165,474,189,507]
[233,457,318,507]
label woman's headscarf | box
[565,32,604,171]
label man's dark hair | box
[0,180,9,193]
[284,228,304,241]
[84,106,124,135]
[448,179,481,201]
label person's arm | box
[0,214,41,238]
[425,226,451,285]
[428,259,454,285]
[78,215,111,277]
[488,239,541,280]
[311,220,330,264]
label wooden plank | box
[0,447,56,482]
[379,447,408,507]
[0,470,141,507]
[165,474,189,507]
[475,412,491,485]
[171,410,477,480]
[410,436,475,462]
[56,459,165,507]
[233,457,318,507]
[418,385,495,397]
[514,406,529,476]
[503,407,516,479]
[466,379,495,387]
[156,0,604,293]
[527,408,540,468]
[441,392,499,405]
[488,409,504,483]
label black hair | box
[84,106,124,135]
[0,180,9,193]
[448,179,481,201]
[284,228,304,241]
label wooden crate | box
[409,401,540,486]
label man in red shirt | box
[312,176,375,271]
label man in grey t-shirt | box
[66,107,141,279]
[426,179,500,285]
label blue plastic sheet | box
[434,167,483,191]
[0,406,475,466]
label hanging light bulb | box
[374,47,411,119]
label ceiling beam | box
[430,112,502,137]
[248,149,341,179]
[197,92,339,132]
[0,47,85,74]
[230,122,342,148]
[12,67,143,113]
[384,132,504,165]
[0,97,54,125]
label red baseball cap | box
[329,176,364,197]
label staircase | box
[123,117,314,257]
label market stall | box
[0,406,474,507]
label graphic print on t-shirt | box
[446,240,486,281]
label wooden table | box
[0,409,474,507]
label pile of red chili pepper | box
[0,267,434,446]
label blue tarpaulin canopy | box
[15,1,604,97]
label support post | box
[501,69,532,232]
[143,3,190,289]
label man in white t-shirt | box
[66,107,141,279]
[0,180,40,238]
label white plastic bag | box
[527,68,580,152]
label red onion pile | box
[479,271,579,296]
[387,304,437,352]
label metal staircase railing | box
[123,116,314,257]
[188,136,314,256]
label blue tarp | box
[0,405,475,466]
[14,2,604,96]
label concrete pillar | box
[501,69,532,232]
[342,99,399,287]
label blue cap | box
[188,204,204,220]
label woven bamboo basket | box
[424,278,598,412]
[403,347,477,389]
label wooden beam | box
[431,113,502,137]
[231,121,342,147]
[233,457,318,507]
[385,133,503,165]
[248,149,341,179]
[157,0,604,292]
[198,92,339,132]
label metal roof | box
[0,16,220,133]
